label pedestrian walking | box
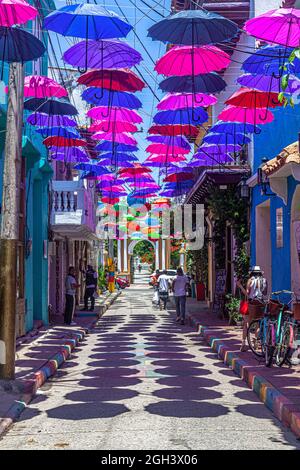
[158,269,170,310]
[64,266,80,325]
[81,265,98,311]
[238,265,268,352]
[172,267,189,324]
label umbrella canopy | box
[119,165,152,175]
[51,152,89,163]
[153,107,208,126]
[146,143,190,155]
[237,73,300,95]
[145,154,187,163]
[147,9,239,45]
[164,172,193,183]
[82,88,142,109]
[27,113,77,127]
[63,39,142,69]
[155,45,230,76]
[218,105,274,125]
[210,120,261,135]
[157,92,217,110]
[87,106,142,123]
[92,132,138,146]
[146,135,190,150]
[244,8,300,48]
[49,147,88,161]
[74,162,110,174]
[101,196,120,204]
[0,26,45,62]
[225,87,283,108]
[88,120,138,133]
[242,45,300,75]
[159,73,226,94]
[0,0,37,26]
[98,159,134,168]
[99,152,138,161]
[78,69,145,92]
[200,143,242,153]
[95,142,138,152]
[23,75,67,98]
[43,136,87,148]
[24,98,78,116]
[148,124,199,138]
[203,133,251,145]
[189,154,233,166]
[43,3,132,40]
[35,126,81,139]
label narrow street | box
[0,286,299,450]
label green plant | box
[225,294,242,325]
[98,265,107,292]
[234,246,250,285]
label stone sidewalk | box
[0,290,121,437]
[186,297,300,438]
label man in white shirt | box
[172,267,189,324]
[158,270,170,310]
[64,266,80,325]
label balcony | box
[50,180,98,240]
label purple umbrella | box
[190,154,233,166]
[49,147,89,161]
[153,107,209,125]
[203,133,251,145]
[200,143,242,153]
[99,152,138,161]
[237,73,300,95]
[97,158,134,167]
[27,112,77,127]
[63,39,142,70]
[146,135,191,150]
[52,153,89,163]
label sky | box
[49,0,172,166]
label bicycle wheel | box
[275,324,293,367]
[247,319,264,357]
[265,323,275,367]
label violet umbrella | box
[203,133,251,146]
[27,113,77,128]
[242,45,300,76]
[99,152,138,161]
[146,143,190,155]
[199,143,242,153]
[146,135,191,150]
[24,75,67,98]
[144,154,187,163]
[0,0,37,26]
[82,88,142,109]
[157,93,217,110]
[98,159,134,168]
[51,152,90,163]
[159,73,226,94]
[244,8,300,47]
[95,142,138,153]
[209,121,261,135]
[218,105,274,125]
[49,147,88,161]
[88,120,138,133]
[237,73,300,95]
[189,154,233,166]
[153,107,208,126]
[155,45,230,76]
[35,126,81,139]
[91,132,138,146]
[87,106,143,123]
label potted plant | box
[225,294,243,326]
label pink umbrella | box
[87,106,143,123]
[218,105,274,125]
[244,8,300,47]
[23,75,68,98]
[145,154,187,163]
[0,0,38,26]
[155,45,231,76]
[146,143,190,155]
[88,121,138,133]
[157,92,217,110]
[91,132,138,145]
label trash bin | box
[196,282,205,301]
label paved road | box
[1,286,300,450]
[133,265,151,284]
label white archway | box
[128,238,156,255]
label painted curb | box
[0,290,121,438]
[188,314,300,439]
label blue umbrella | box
[147,10,239,45]
[95,142,138,152]
[98,159,134,168]
[81,88,142,109]
[35,127,81,139]
[99,152,138,161]
[74,163,110,175]
[146,135,191,150]
[190,154,233,166]
[200,143,242,153]
[49,147,88,161]
[0,27,45,63]
[237,73,300,95]
[242,45,300,76]
[24,98,78,116]
[153,107,208,125]
[164,181,193,189]
[209,120,261,135]
[43,4,132,39]
[203,133,251,145]
[159,73,226,94]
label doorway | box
[256,200,272,293]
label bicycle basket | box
[293,303,300,321]
[248,300,264,320]
[267,299,283,316]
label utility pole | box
[0,62,24,380]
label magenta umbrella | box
[155,45,230,76]
[218,105,274,125]
[0,0,37,26]
[88,120,138,133]
[146,143,190,155]
[87,106,143,123]
[145,154,187,163]
[157,92,217,110]
[244,8,300,47]
[91,132,138,145]
[24,75,67,98]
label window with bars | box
[276,207,284,248]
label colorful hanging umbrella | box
[237,73,300,95]
[23,75,67,98]
[189,154,233,166]
[145,154,187,163]
[74,163,110,174]
[24,98,78,116]
[27,113,77,128]
[49,147,88,161]
[200,143,242,153]
[153,107,208,126]
[0,0,38,26]
[244,8,300,48]
[242,45,300,75]
[95,142,138,153]
[147,9,239,45]
[155,45,230,76]
[148,124,199,138]
[159,73,226,94]
[225,87,283,108]
[43,136,87,148]
[164,172,193,183]
[78,69,145,92]
[101,196,120,204]
[218,105,274,125]
[119,165,152,175]
[63,39,142,70]
[82,88,142,109]
[51,153,89,163]
[88,120,138,133]
[35,127,81,139]
[157,92,217,110]
[98,159,134,168]
[87,106,142,123]
[91,132,137,146]
[203,133,251,145]
[44,4,132,40]
[209,120,261,135]
[0,26,45,62]
[146,143,190,155]
[99,152,138,161]
[146,135,190,150]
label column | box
[162,239,166,270]
[124,238,128,272]
[117,239,122,272]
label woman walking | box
[172,267,189,325]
